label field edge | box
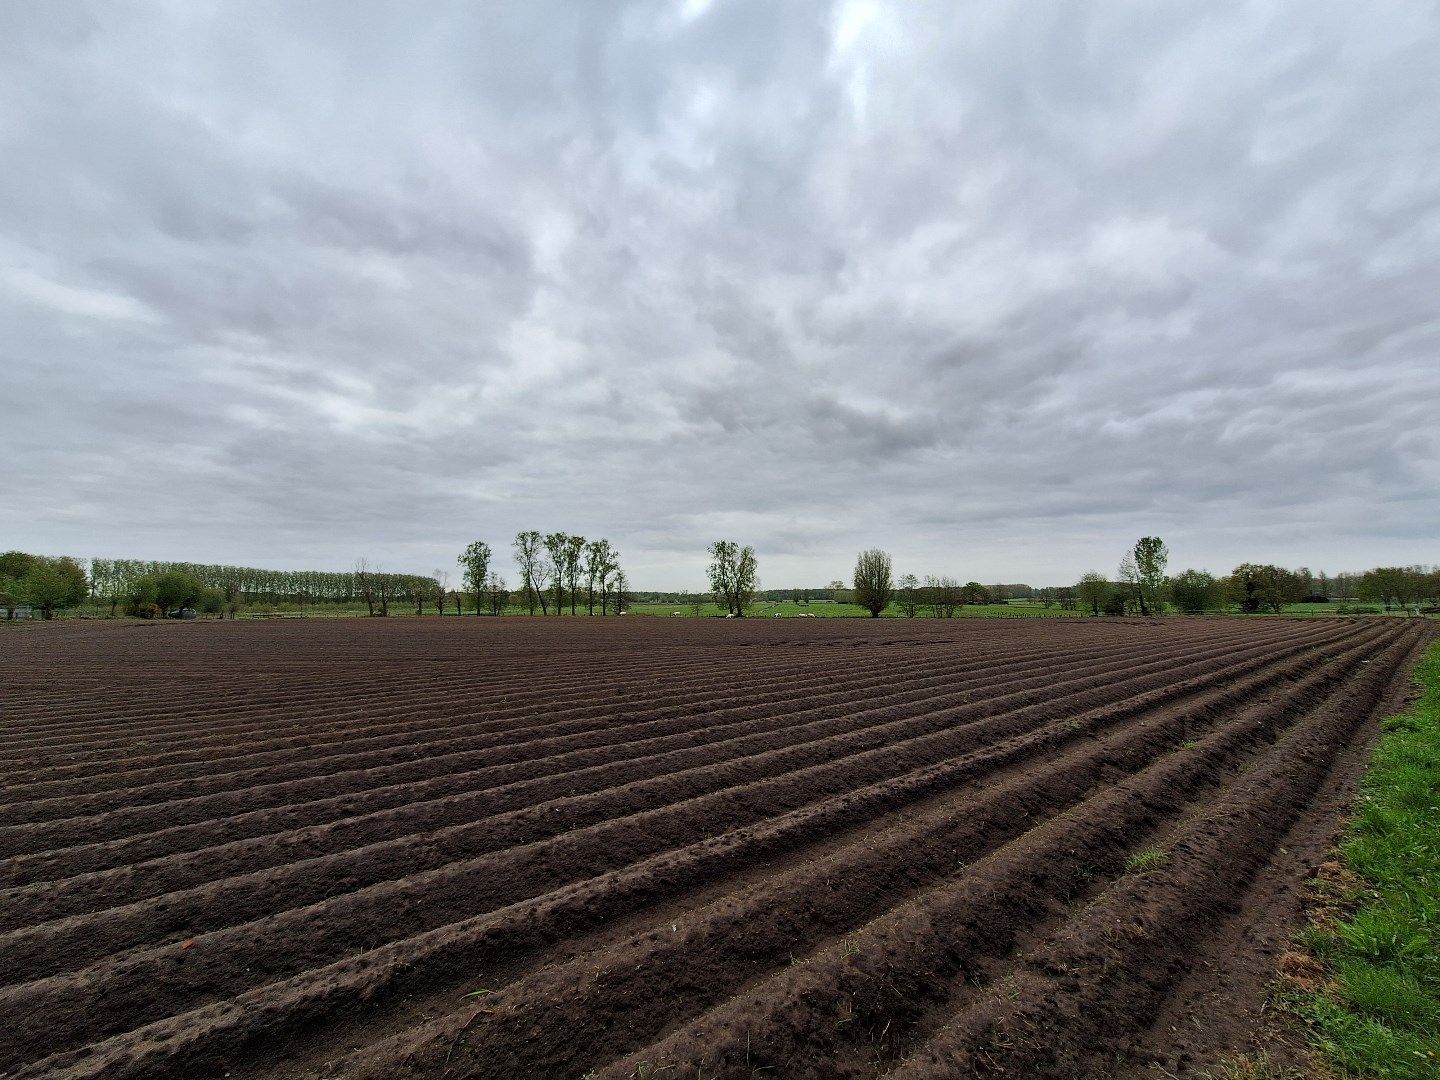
[1276,640,1440,1079]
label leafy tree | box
[89,557,127,615]
[513,531,549,615]
[1227,563,1301,613]
[1,552,37,619]
[852,549,894,617]
[458,541,492,616]
[1358,566,1430,612]
[708,540,758,616]
[960,581,991,606]
[0,551,35,580]
[151,570,204,616]
[561,534,586,615]
[0,577,21,620]
[1076,572,1111,616]
[543,532,571,615]
[1037,586,1077,610]
[1169,569,1222,614]
[21,556,89,619]
[1124,537,1169,615]
[582,539,616,615]
[198,588,225,617]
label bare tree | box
[924,575,961,617]
[896,573,920,617]
[486,571,508,616]
[355,558,377,617]
[375,569,393,617]
[852,549,894,617]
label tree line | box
[0,552,88,620]
[846,540,1440,619]
[3,542,1435,621]
[455,533,629,616]
[1038,547,1440,616]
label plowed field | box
[1,616,1432,1078]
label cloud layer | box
[3,1,1438,587]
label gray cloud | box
[2,0,1438,588]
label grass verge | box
[1277,641,1440,1078]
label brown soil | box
[0,616,1431,1079]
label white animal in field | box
[671,611,682,617]
[724,612,736,618]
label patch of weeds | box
[1124,847,1169,874]
[1278,641,1440,1079]
[1203,1051,1305,1079]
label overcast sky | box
[3,1,1437,589]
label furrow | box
[0,629,1171,803]
[878,623,1429,1079]
[0,625,1381,1076]
[582,623,1417,1080]
[323,624,1393,1080]
[0,627,1262,857]
[0,622,1357,976]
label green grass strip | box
[1280,641,1440,1078]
